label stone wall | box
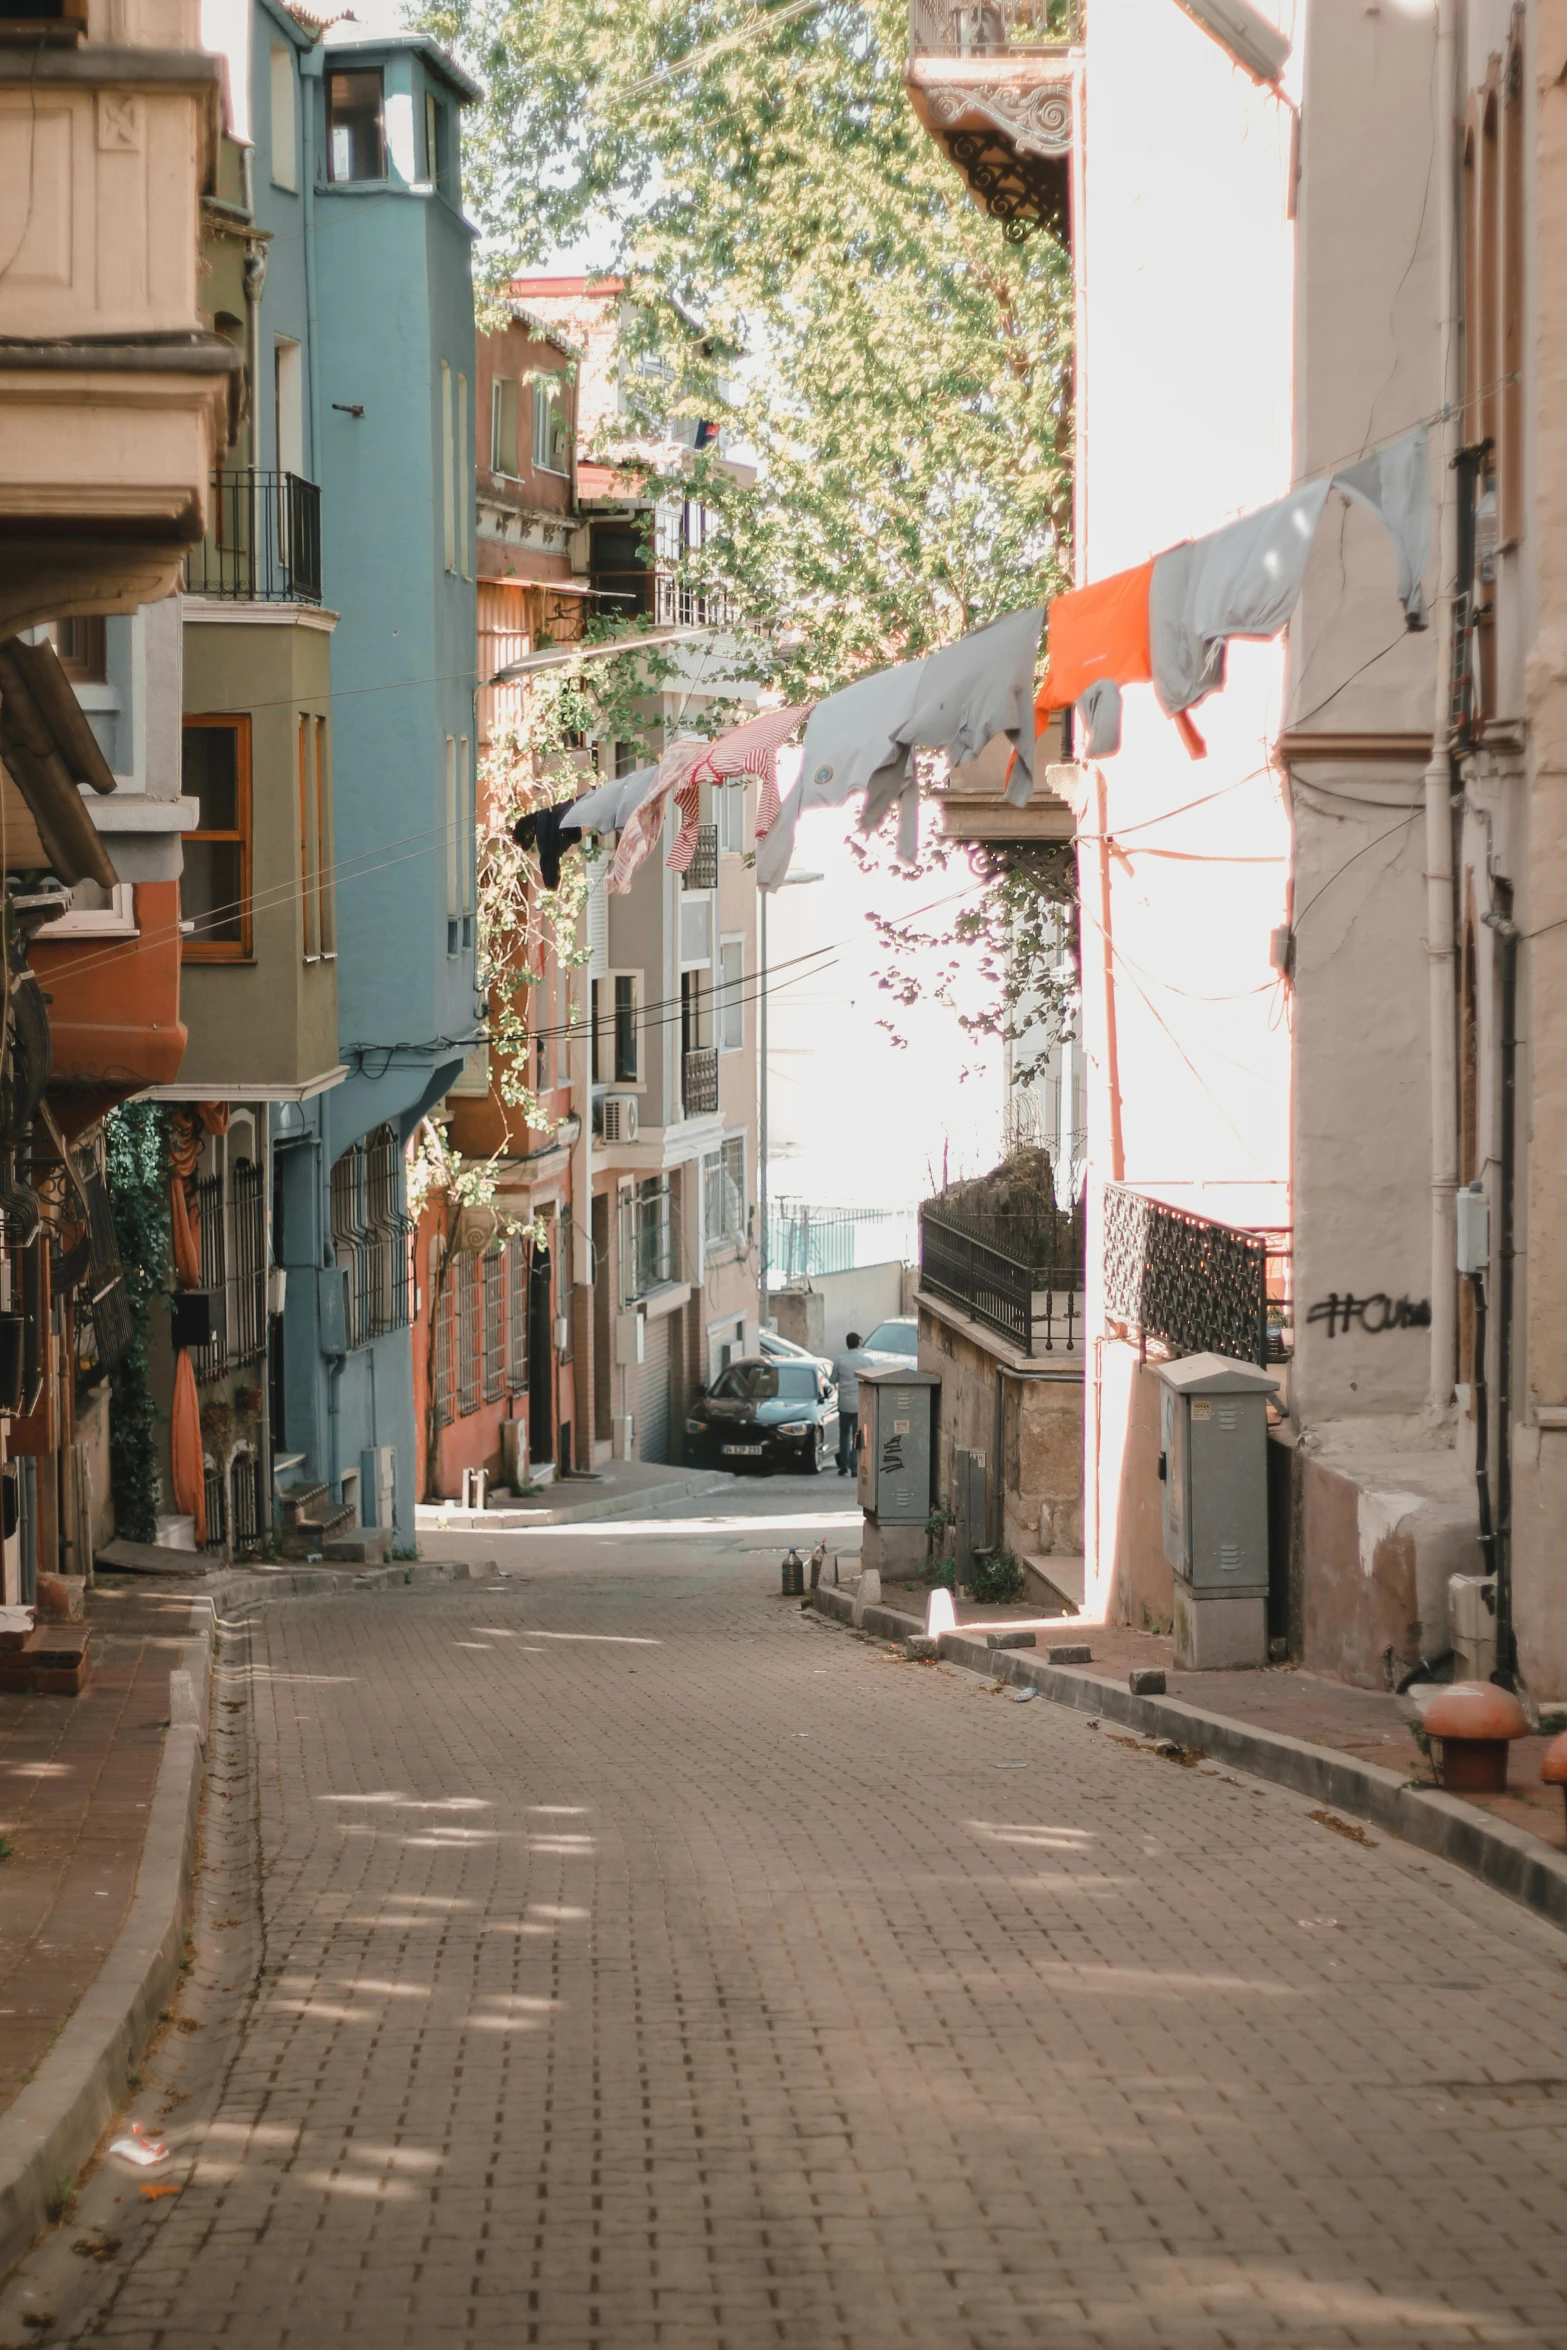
[916,1298,1083,1559]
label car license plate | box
[723,1444,765,1456]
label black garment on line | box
[512,797,588,892]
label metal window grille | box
[330,1127,412,1349]
[228,1160,265,1367]
[620,1179,674,1301]
[433,1237,453,1427]
[1101,1183,1292,1367]
[482,1248,505,1402]
[194,1170,226,1380]
[507,1236,529,1389]
[681,823,718,891]
[681,1046,719,1117]
[703,1137,745,1251]
[455,1250,480,1414]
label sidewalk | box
[861,1586,1567,1862]
[0,1585,195,2112]
[415,1457,736,1532]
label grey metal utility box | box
[856,1369,939,1524]
[1158,1352,1277,1590]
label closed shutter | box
[638,1310,672,1462]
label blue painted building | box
[168,1,480,1554]
[281,23,481,1542]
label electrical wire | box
[1289,808,1422,933]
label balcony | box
[920,1194,1083,1357]
[1102,1184,1293,1367]
[681,824,719,891]
[937,728,1076,848]
[0,39,239,634]
[905,0,1081,245]
[681,1046,719,1119]
[186,473,323,605]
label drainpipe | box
[1484,901,1520,1686]
[570,929,594,1470]
[299,43,325,485]
[1424,0,1461,1418]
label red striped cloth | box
[607,706,809,893]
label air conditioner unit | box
[597,1092,639,1145]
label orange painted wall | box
[34,881,187,1138]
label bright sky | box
[763,784,1008,1214]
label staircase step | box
[280,1483,329,1528]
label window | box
[48,617,106,683]
[316,718,335,955]
[613,738,640,779]
[455,1249,479,1414]
[491,378,519,477]
[703,1136,745,1253]
[275,338,303,479]
[52,879,136,938]
[482,1248,505,1402]
[460,736,473,944]
[441,361,455,573]
[717,937,744,1051]
[717,777,745,853]
[444,734,459,953]
[457,372,470,577]
[271,45,297,190]
[432,1237,452,1425]
[507,1235,529,1389]
[327,69,385,182]
[609,972,640,1082]
[620,1177,673,1301]
[532,375,569,475]
[297,714,332,960]
[424,89,444,188]
[182,716,251,960]
[298,716,318,960]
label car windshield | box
[711,1361,819,1403]
[864,1320,917,1356]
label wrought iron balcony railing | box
[919,1199,1083,1358]
[682,824,718,891]
[186,470,322,604]
[905,0,1079,242]
[681,1046,719,1119]
[1102,1184,1292,1368]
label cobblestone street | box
[13,1485,1567,2349]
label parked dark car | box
[686,1356,839,1474]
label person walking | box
[832,1331,871,1476]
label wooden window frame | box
[182,713,253,963]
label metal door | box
[637,1309,672,1462]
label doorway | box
[528,1237,554,1468]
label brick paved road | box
[17,1483,1567,2349]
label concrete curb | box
[0,1551,495,2282]
[811,1585,1567,1936]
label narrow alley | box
[6,1483,1562,2350]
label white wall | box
[1078,2,1297,1616]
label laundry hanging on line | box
[1036,424,1430,760]
[608,703,810,894]
[758,604,1045,891]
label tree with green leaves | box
[426,0,1078,1092]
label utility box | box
[857,1368,939,1581]
[1157,1352,1278,1669]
